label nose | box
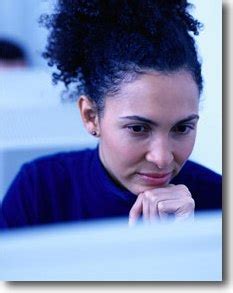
[145,136,174,170]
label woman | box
[0,0,221,228]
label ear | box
[78,95,100,136]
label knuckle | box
[176,184,187,190]
[142,191,153,202]
[183,198,195,210]
[176,184,191,197]
[188,198,195,209]
[138,192,144,198]
[143,190,158,201]
[157,201,164,211]
[143,191,151,198]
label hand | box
[128,184,195,226]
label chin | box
[129,185,152,195]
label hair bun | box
[41,0,203,102]
[75,0,100,18]
[71,0,201,35]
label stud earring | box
[91,130,97,136]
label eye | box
[172,124,194,135]
[127,124,150,134]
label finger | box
[175,197,195,221]
[175,212,194,222]
[143,189,179,222]
[157,199,195,221]
[174,184,192,197]
[142,184,192,204]
[149,201,158,223]
[128,193,143,227]
[143,190,173,223]
[157,201,175,221]
[142,193,150,223]
[148,195,159,222]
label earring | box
[91,130,97,136]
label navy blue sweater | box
[0,147,222,229]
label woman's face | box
[98,70,199,195]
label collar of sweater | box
[90,145,137,206]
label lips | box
[139,172,172,178]
[137,171,172,186]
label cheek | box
[101,129,143,168]
[174,134,196,164]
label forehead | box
[104,70,199,119]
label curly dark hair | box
[41,0,203,115]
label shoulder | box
[1,148,97,228]
[13,147,97,193]
[172,160,222,211]
[22,147,96,175]
[28,147,95,166]
[14,147,97,198]
[179,160,221,184]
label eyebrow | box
[119,114,199,126]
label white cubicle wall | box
[189,0,222,173]
[0,211,222,281]
[0,69,97,200]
